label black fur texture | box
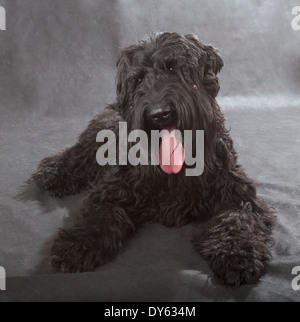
[32,32,275,286]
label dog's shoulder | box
[101,103,123,122]
[91,104,122,129]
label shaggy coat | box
[33,32,275,286]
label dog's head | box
[115,32,224,175]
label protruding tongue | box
[159,128,185,174]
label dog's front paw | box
[200,239,272,286]
[50,225,113,273]
[32,155,78,198]
[195,206,273,286]
[210,246,268,286]
[33,156,62,193]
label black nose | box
[149,105,172,124]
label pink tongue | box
[159,128,185,174]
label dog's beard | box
[125,102,186,174]
[123,79,217,176]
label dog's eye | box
[166,61,175,73]
[135,72,145,87]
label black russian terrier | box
[32,32,275,286]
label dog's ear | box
[202,44,224,98]
[185,34,224,98]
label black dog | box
[32,32,275,286]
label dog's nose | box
[149,105,172,124]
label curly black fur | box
[32,32,275,286]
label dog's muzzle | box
[148,104,173,127]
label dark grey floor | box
[0,0,300,301]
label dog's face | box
[115,32,224,175]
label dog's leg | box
[194,139,275,286]
[50,182,136,273]
[194,199,275,286]
[32,107,121,197]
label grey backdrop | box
[0,0,300,301]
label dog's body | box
[33,32,275,286]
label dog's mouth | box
[159,127,185,174]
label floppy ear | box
[185,34,224,98]
[116,44,145,105]
[202,44,224,97]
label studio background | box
[0,0,299,301]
